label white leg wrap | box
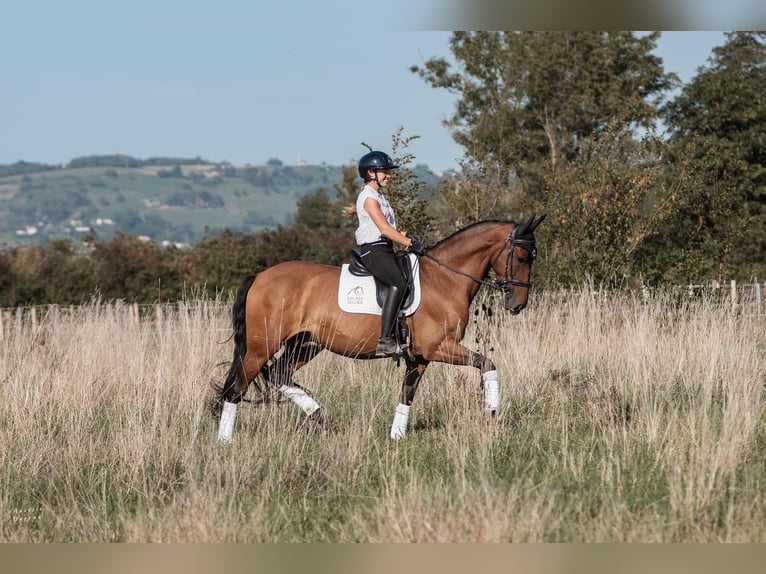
[279,385,320,416]
[390,403,411,440]
[482,370,500,412]
[218,401,238,443]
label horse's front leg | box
[390,357,429,440]
[428,341,500,414]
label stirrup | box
[375,337,401,358]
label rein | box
[422,232,537,292]
[422,252,501,290]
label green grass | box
[1,290,764,541]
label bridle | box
[490,233,537,291]
[422,227,537,293]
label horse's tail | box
[213,274,257,411]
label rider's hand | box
[406,233,427,256]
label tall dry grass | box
[1,289,764,542]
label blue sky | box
[1,3,728,173]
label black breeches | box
[358,242,407,291]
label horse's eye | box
[517,256,527,264]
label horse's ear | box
[514,216,532,237]
[514,214,545,238]
[529,214,546,232]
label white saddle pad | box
[337,254,422,316]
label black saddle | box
[348,249,416,310]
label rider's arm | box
[363,197,412,248]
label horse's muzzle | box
[503,291,527,314]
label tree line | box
[1,32,764,306]
[408,31,765,286]
[0,222,355,308]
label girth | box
[348,249,416,309]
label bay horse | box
[214,215,545,440]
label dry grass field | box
[1,288,764,542]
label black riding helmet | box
[358,151,399,180]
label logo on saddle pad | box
[337,255,422,316]
[346,285,365,306]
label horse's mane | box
[429,220,517,249]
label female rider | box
[352,150,425,357]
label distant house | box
[16,225,38,236]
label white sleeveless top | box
[355,185,397,245]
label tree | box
[431,158,519,236]
[90,233,183,302]
[0,245,46,305]
[0,250,14,306]
[37,239,95,304]
[0,240,95,305]
[539,124,676,286]
[188,229,265,293]
[656,32,766,282]
[412,32,678,203]
[294,188,341,229]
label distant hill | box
[0,155,442,247]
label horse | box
[213,214,546,440]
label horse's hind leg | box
[216,333,281,442]
[263,333,321,386]
[265,332,324,418]
[390,357,429,440]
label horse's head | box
[491,214,546,314]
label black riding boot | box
[376,285,404,357]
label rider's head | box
[358,151,399,187]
